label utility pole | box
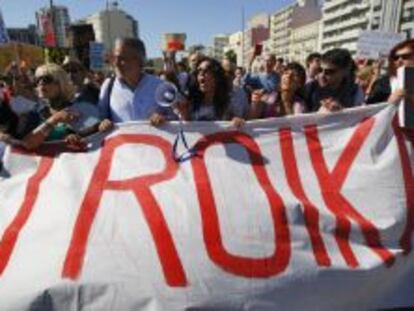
[241,3,245,67]
[106,0,112,51]
[49,0,54,29]
[44,0,56,63]
[49,0,56,46]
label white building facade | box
[400,0,414,39]
[290,0,322,65]
[243,13,270,67]
[223,31,243,66]
[291,20,321,65]
[270,4,297,61]
[213,34,229,61]
[83,3,139,52]
[321,0,413,54]
[321,0,372,54]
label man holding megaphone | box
[98,38,163,122]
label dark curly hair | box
[321,48,359,108]
[322,48,356,80]
[189,57,230,119]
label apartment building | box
[81,2,139,52]
[223,31,243,66]
[270,3,297,60]
[213,34,229,61]
[290,0,322,65]
[321,0,413,54]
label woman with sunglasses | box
[304,48,364,113]
[249,62,307,119]
[26,63,112,150]
[366,39,414,105]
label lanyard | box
[171,121,197,163]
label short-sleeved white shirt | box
[98,74,163,122]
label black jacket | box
[366,75,391,105]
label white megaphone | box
[155,81,180,108]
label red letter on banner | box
[392,118,414,254]
[305,118,395,267]
[62,134,187,287]
[191,131,291,278]
[279,128,331,267]
[0,155,55,275]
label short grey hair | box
[115,37,147,61]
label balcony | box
[323,0,353,11]
[323,15,369,33]
[323,3,370,23]
[406,1,414,9]
[322,28,361,45]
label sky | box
[0,0,294,57]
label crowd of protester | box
[0,37,414,154]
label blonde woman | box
[24,63,111,150]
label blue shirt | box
[98,74,163,122]
[244,72,280,93]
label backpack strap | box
[105,76,116,119]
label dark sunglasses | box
[393,52,414,61]
[35,75,56,85]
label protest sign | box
[357,30,405,59]
[161,33,186,52]
[89,41,105,71]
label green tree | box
[224,49,237,64]
[45,47,67,64]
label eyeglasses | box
[321,67,339,76]
[35,75,56,85]
[392,52,414,61]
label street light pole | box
[49,0,56,46]
[44,0,56,63]
[241,3,245,67]
[106,0,111,51]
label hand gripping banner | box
[0,104,413,310]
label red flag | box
[40,12,56,47]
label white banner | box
[0,104,414,310]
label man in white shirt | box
[98,37,162,122]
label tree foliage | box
[224,49,237,64]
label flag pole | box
[241,3,245,68]
[106,0,111,51]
